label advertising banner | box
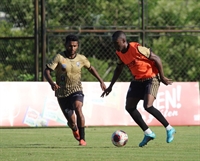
[0,82,199,127]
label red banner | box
[0,82,199,127]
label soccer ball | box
[111,130,128,147]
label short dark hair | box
[112,31,126,40]
[65,34,79,44]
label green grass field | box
[0,126,199,161]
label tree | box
[0,0,35,81]
[0,0,199,82]
[146,0,200,81]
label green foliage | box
[47,0,140,28]
[0,0,200,81]
[0,0,34,36]
[0,0,35,81]
[147,0,200,28]
[0,63,34,81]
[81,57,114,81]
[16,73,35,81]
[146,0,200,81]
[81,56,132,82]
[0,37,35,81]
[153,35,200,81]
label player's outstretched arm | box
[149,52,173,85]
[87,66,106,91]
[101,63,124,97]
[44,67,60,91]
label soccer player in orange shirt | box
[101,31,176,147]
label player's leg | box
[74,100,86,146]
[66,113,80,141]
[126,81,155,147]
[143,77,176,143]
[67,114,77,131]
[126,97,156,147]
[72,91,86,146]
[57,97,80,141]
[126,97,148,131]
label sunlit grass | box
[0,126,199,161]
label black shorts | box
[126,77,160,99]
[57,91,84,111]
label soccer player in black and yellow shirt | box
[44,34,106,146]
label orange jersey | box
[116,42,158,79]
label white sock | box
[166,125,173,131]
[144,128,153,135]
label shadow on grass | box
[1,144,139,149]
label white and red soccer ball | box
[111,130,128,147]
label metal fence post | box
[41,0,46,81]
[34,0,39,81]
[141,0,145,46]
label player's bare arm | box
[149,52,173,85]
[101,63,124,97]
[87,66,106,91]
[44,67,60,91]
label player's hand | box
[100,82,107,91]
[160,76,173,85]
[51,83,60,91]
[101,86,112,97]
